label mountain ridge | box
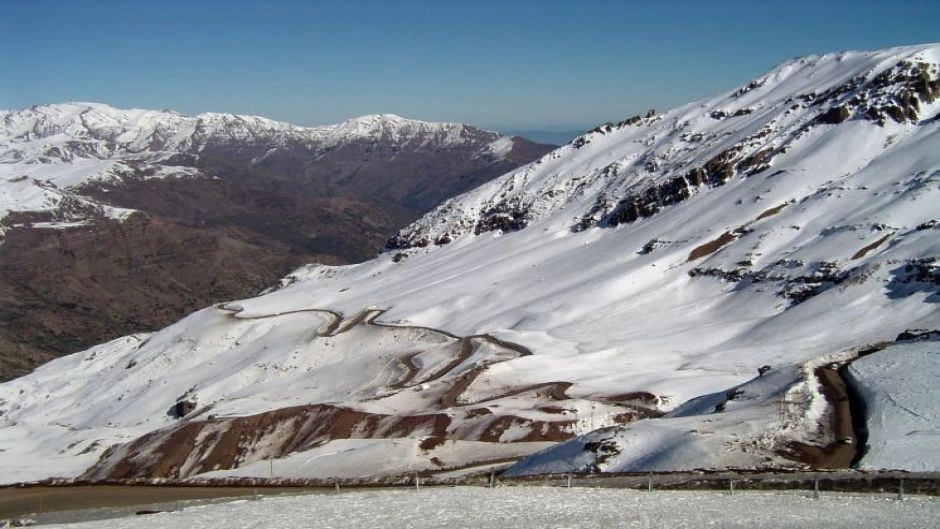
[1,103,519,177]
[388,43,940,251]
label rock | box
[174,398,198,418]
[817,105,851,124]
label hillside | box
[0,44,938,484]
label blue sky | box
[1,0,938,130]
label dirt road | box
[0,485,318,522]
[785,365,857,468]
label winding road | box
[217,304,545,410]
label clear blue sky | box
[1,0,938,131]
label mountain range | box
[0,43,938,484]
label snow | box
[33,487,940,529]
[0,158,136,232]
[504,366,822,475]
[484,135,515,158]
[196,439,555,481]
[1,44,939,483]
[845,339,940,471]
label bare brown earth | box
[754,202,790,222]
[0,215,345,380]
[851,232,893,260]
[686,202,792,262]
[687,230,738,261]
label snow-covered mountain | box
[1,44,938,484]
[0,104,552,381]
[0,102,539,226]
[1,103,516,169]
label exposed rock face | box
[0,105,554,380]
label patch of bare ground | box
[754,202,790,221]
[688,230,739,261]
[440,366,486,408]
[594,392,664,418]
[851,232,893,260]
[82,404,455,480]
[479,416,577,443]
[686,202,794,263]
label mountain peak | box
[342,113,413,124]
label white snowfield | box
[0,103,514,232]
[1,44,939,484]
[845,340,940,471]
[37,487,940,529]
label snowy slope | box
[1,44,939,484]
[246,44,940,405]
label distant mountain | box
[0,104,553,380]
[504,128,585,145]
[1,44,938,484]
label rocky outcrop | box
[568,62,940,234]
[794,59,940,127]
[473,201,530,236]
[588,144,773,230]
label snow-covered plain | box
[1,44,939,483]
[37,487,940,529]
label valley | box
[0,107,552,379]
